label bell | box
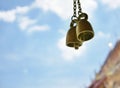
[66,22,82,49]
[76,13,94,41]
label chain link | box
[77,0,82,14]
[73,0,77,17]
[71,0,82,20]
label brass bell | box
[76,13,94,41]
[66,20,82,49]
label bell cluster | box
[66,12,94,50]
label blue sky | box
[0,0,120,88]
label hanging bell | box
[66,20,82,49]
[76,13,94,41]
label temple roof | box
[88,40,120,88]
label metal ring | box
[71,15,77,21]
[70,19,77,27]
[78,13,88,20]
[78,11,82,15]
[70,20,74,27]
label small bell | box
[66,20,82,49]
[76,13,94,41]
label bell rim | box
[77,30,94,41]
[66,42,82,47]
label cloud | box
[32,0,72,20]
[0,10,16,22]
[0,0,97,34]
[57,30,113,61]
[17,16,50,33]
[28,25,50,33]
[0,0,98,22]
[92,31,112,44]
[16,6,30,14]
[96,31,111,39]
[33,0,98,20]
[92,31,114,50]
[57,34,87,61]
[81,0,97,15]
[0,6,31,23]
[0,4,50,33]
[0,8,50,33]
[57,31,111,61]
[102,0,120,9]
[18,16,36,30]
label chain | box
[71,0,82,20]
[71,0,77,20]
[77,0,82,14]
[73,0,77,17]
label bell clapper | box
[74,43,79,49]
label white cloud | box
[33,0,98,20]
[0,6,50,33]
[0,5,31,23]
[57,34,87,61]
[102,0,120,9]
[92,31,113,50]
[0,4,50,33]
[18,16,36,30]
[18,16,50,33]
[81,0,97,16]
[28,25,50,33]
[57,31,112,61]
[0,10,16,22]
[96,31,111,39]
[16,6,30,14]
[32,0,72,20]
[0,0,98,22]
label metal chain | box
[71,0,77,20]
[73,0,77,17]
[77,0,82,14]
[71,0,82,20]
